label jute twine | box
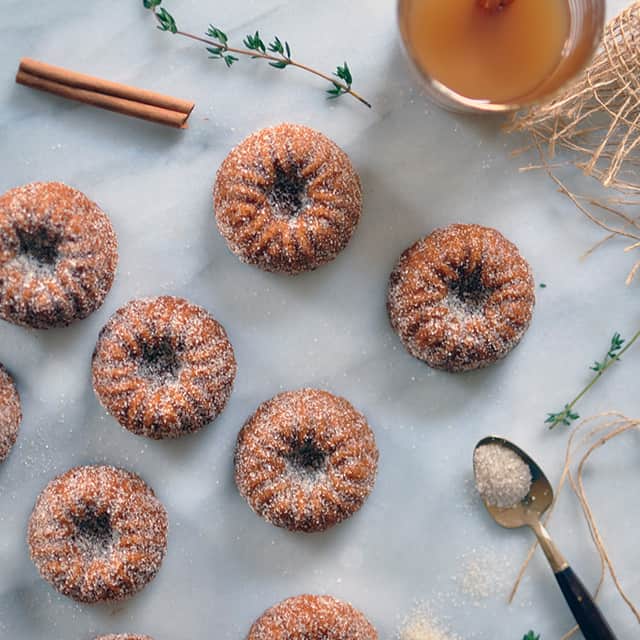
[508,3,640,284]
[509,2,640,192]
[509,413,640,639]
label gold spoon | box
[473,436,618,640]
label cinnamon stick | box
[16,58,195,129]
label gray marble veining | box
[1,1,638,639]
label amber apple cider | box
[404,0,571,104]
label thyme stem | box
[145,2,371,108]
[173,29,372,108]
[546,328,640,429]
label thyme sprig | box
[545,329,640,429]
[142,0,371,108]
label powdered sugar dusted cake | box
[235,389,378,532]
[0,182,117,329]
[388,224,535,372]
[92,296,237,439]
[214,124,362,274]
[28,465,168,603]
[247,594,377,640]
[0,364,21,463]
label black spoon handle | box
[555,565,618,640]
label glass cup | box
[397,0,605,113]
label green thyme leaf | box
[224,54,238,67]
[327,82,345,99]
[546,405,580,428]
[207,25,228,44]
[243,31,262,52]
[156,8,177,33]
[608,332,625,358]
[268,36,284,54]
[335,61,352,86]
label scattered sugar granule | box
[473,443,532,508]
[455,547,514,605]
[399,608,460,640]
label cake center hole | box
[287,437,326,473]
[268,165,309,217]
[16,226,61,266]
[451,267,490,308]
[138,337,180,382]
[72,509,113,555]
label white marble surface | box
[1,1,639,639]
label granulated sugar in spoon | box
[473,436,618,640]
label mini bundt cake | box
[247,594,378,640]
[92,296,237,440]
[28,465,168,603]
[387,224,535,372]
[0,364,21,463]
[214,123,362,274]
[235,389,378,532]
[0,182,118,328]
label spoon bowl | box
[474,435,553,529]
